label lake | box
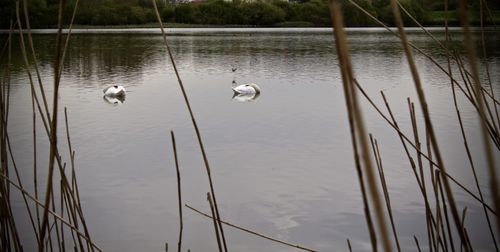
[6,28,500,251]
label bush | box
[161,4,175,22]
[173,4,198,24]
[197,0,240,25]
[301,0,330,26]
[378,0,426,25]
[239,1,285,26]
[340,0,377,26]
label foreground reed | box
[324,0,499,251]
[1,0,498,251]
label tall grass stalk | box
[170,131,184,252]
[389,0,469,248]
[39,0,66,249]
[328,1,392,251]
[186,204,318,252]
[150,0,229,250]
[458,0,500,237]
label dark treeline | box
[0,0,499,28]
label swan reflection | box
[103,95,125,105]
[232,92,260,102]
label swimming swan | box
[103,85,126,97]
[232,83,261,95]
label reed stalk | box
[170,131,183,252]
[370,135,401,252]
[414,236,422,252]
[389,0,469,248]
[207,193,223,252]
[0,173,102,251]
[39,1,66,249]
[328,1,392,251]
[458,0,500,236]
[22,0,52,122]
[186,204,318,252]
[150,0,228,250]
[444,1,498,248]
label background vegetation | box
[1,0,499,28]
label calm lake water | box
[6,28,500,251]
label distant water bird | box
[232,67,237,72]
[103,85,126,97]
[232,83,261,95]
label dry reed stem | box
[459,208,473,252]
[64,108,95,251]
[436,170,455,252]
[381,93,422,189]
[58,0,80,78]
[414,236,422,252]
[355,80,495,213]
[207,193,223,252]
[22,0,52,122]
[458,0,500,237]
[150,1,228,250]
[39,0,66,249]
[0,24,11,252]
[330,19,379,252]
[408,100,426,196]
[431,170,446,252]
[347,0,500,110]
[328,1,392,251]
[0,21,22,252]
[186,204,318,252]
[0,173,102,251]
[5,134,40,242]
[369,135,401,252]
[408,99,443,252]
[382,95,447,249]
[389,0,469,248]
[170,131,183,252]
[444,4,498,248]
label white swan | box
[232,83,261,95]
[103,85,126,97]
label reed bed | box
[0,0,498,251]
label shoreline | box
[0,26,481,35]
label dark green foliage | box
[339,0,378,26]
[161,4,175,22]
[0,0,498,28]
[197,0,240,25]
[377,0,426,25]
[239,1,285,25]
[173,3,197,24]
[301,0,330,26]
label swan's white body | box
[232,83,261,95]
[103,85,126,97]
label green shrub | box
[239,1,285,26]
[378,0,426,25]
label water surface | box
[7,28,500,251]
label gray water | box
[6,28,500,251]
